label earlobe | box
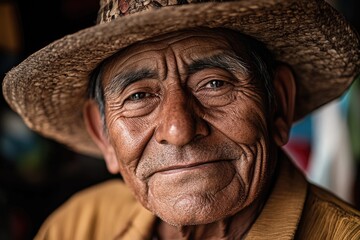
[272,64,296,146]
[83,100,119,174]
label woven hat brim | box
[3,0,360,157]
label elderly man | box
[2,0,360,239]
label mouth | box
[150,159,233,177]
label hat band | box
[97,0,229,23]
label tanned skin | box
[83,28,296,239]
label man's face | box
[96,29,276,225]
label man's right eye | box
[206,80,226,89]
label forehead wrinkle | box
[187,51,250,78]
[104,30,244,94]
[168,35,230,51]
[109,48,163,73]
[164,44,184,83]
[172,45,235,79]
[108,32,233,77]
[134,33,230,54]
[104,67,158,97]
[110,28,236,71]
[104,45,164,82]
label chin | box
[148,189,248,226]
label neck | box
[155,197,266,240]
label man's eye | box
[206,80,226,89]
[127,92,150,101]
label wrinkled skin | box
[84,28,295,238]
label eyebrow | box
[104,53,250,96]
[104,68,157,96]
[188,53,250,77]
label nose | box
[155,90,209,146]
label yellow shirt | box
[35,156,360,239]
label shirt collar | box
[245,154,308,239]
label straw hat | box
[2,0,360,157]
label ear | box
[83,100,119,174]
[272,64,296,147]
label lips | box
[140,158,234,180]
[135,142,243,180]
[155,160,230,175]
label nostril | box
[159,139,168,144]
[193,134,204,142]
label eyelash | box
[127,92,152,101]
[204,80,227,89]
[125,79,228,100]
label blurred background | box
[0,0,359,239]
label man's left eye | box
[206,80,226,89]
[127,92,150,101]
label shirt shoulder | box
[34,179,143,240]
[296,183,360,239]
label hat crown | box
[97,0,211,23]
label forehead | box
[128,29,233,54]
[102,28,245,78]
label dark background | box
[0,1,119,239]
[0,0,359,239]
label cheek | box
[107,116,153,161]
[106,116,157,203]
[210,101,268,144]
[206,97,271,204]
